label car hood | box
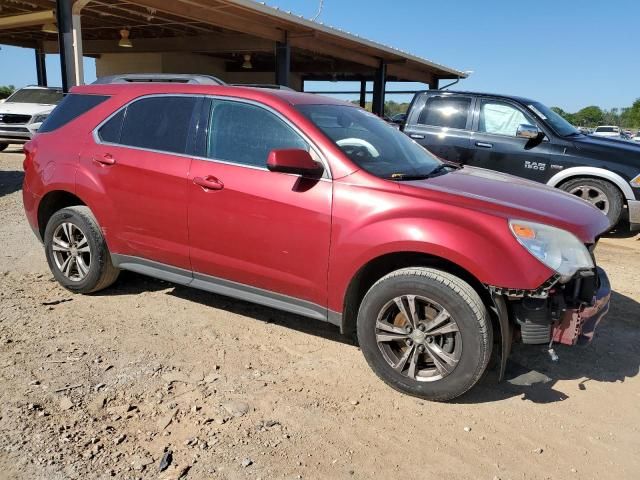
[0,102,55,116]
[400,166,610,243]
[573,134,640,165]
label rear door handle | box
[475,142,493,149]
[409,134,425,139]
[193,175,224,191]
[94,153,116,166]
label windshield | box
[6,88,64,105]
[296,104,441,179]
[527,101,580,137]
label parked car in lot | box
[633,131,640,143]
[23,77,612,401]
[402,91,640,230]
[0,86,63,151]
[592,125,621,138]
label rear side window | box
[417,96,471,130]
[39,94,109,133]
[119,96,198,154]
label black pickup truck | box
[401,90,640,230]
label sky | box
[1,0,638,112]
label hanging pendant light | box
[41,22,58,34]
[242,54,252,69]
[118,29,133,48]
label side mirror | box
[267,149,324,177]
[516,124,541,140]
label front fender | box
[327,182,554,313]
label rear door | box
[82,95,200,270]
[468,98,556,182]
[187,97,332,309]
[403,93,475,164]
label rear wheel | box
[0,143,8,152]
[560,177,623,227]
[357,267,492,401]
[44,206,119,293]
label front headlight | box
[509,220,594,281]
[631,174,640,188]
[31,114,48,124]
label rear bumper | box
[552,267,611,346]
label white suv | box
[592,125,621,138]
[0,86,63,151]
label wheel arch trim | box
[546,166,634,200]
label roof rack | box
[93,74,226,85]
[231,83,296,92]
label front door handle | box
[475,142,493,149]
[193,175,224,191]
[94,153,116,166]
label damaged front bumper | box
[552,267,611,346]
[490,266,611,348]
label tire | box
[0,143,8,152]
[559,177,623,227]
[357,267,492,402]
[43,206,119,293]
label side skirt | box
[110,254,340,327]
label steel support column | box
[35,48,47,86]
[275,33,291,87]
[372,61,387,116]
[56,0,76,92]
[359,80,366,108]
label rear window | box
[39,94,109,133]
[417,96,471,130]
[595,127,618,133]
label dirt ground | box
[1,145,639,480]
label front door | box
[188,98,332,308]
[469,99,554,182]
[81,95,200,269]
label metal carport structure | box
[0,0,468,115]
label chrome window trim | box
[91,93,332,180]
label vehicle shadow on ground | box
[101,271,353,346]
[457,290,640,404]
[101,274,639,403]
[0,170,24,198]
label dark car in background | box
[402,91,640,230]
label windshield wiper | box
[388,163,461,181]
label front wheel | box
[357,268,492,401]
[43,206,119,293]
[560,177,623,227]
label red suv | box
[23,78,611,401]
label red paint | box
[23,83,610,315]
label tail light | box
[23,140,36,172]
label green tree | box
[573,106,604,127]
[551,106,575,125]
[0,85,15,99]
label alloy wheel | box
[51,222,91,281]
[569,185,610,214]
[375,294,462,382]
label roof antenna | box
[311,0,324,21]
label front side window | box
[479,100,533,137]
[417,96,471,130]
[118,96,198,154]
[297,104,441,180]
[207,100,308,167]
